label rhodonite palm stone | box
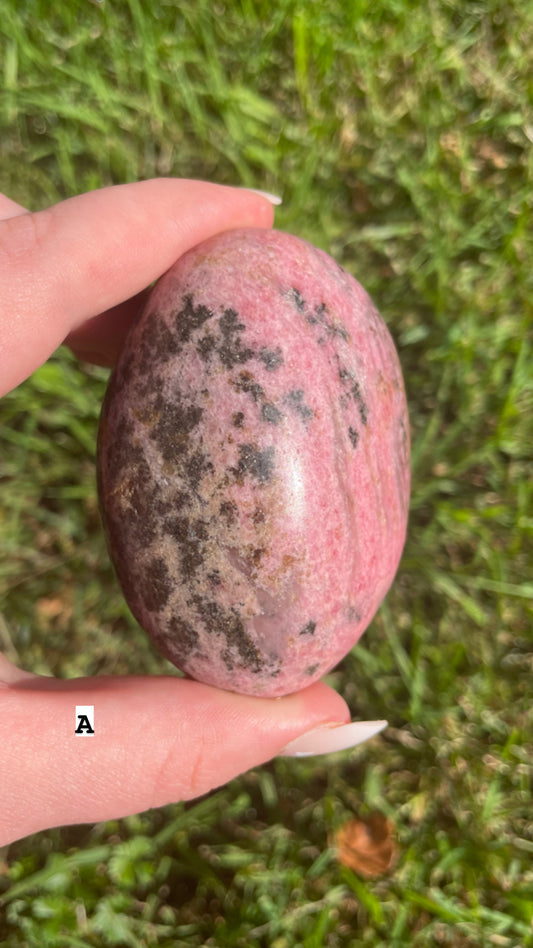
[97,228,410,696]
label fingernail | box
[280,720,387,757]
[243,188,283,206]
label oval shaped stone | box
[97,228,410,696]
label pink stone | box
[97,228,410,696]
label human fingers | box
[0,672,353,845]
[0,190,145,367]
[0,179,275,396]
[65,290,150,366]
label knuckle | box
[0,208,52,267]
[150,727,219,808]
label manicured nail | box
[280,720,387,757]
[244,188,283,206]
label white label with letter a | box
[75,705,95,736]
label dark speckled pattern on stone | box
[97,227,410,697]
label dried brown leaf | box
[36,594,73,623]
[334,812,397,878]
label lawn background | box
[1,0,532,945]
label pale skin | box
[0,180,351,847]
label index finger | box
[0,179,275,396]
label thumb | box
[0,179,275,395]
[0,673,350,845]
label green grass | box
[1,0,532,944]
